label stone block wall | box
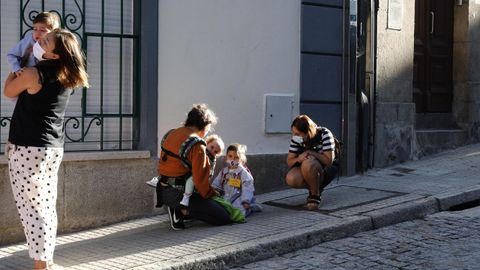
[374,0,417,167]
[374,103,416,167]
[453,3,480,141]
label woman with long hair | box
[285,115,339,210]
[4,28,88,270]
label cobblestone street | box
[234,206,480,270]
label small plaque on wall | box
[387,0,403,30]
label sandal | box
[306,194,321,211]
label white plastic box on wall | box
[264,94,294,134]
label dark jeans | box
[160,185,231,226]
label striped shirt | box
[289,127,336,160]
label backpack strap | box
[160,129,183,162]
[160,130,206,170]
[179,135,206,170]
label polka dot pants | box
[7,144,63,261]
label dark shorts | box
[321,161,339,189]
[290,160,339,190]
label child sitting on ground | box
[211,143,260,217]
[179,134,225,213]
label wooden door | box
[413,0,454,113]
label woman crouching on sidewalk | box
[285,115,339,210]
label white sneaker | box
[180,194,191,207]
[146,176,159,188]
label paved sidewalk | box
[2,144,480,269]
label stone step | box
[416,129,468,157]
[416,113,459,129]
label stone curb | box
[363,197,439,229]
[131,216,373,270]
[433,185,480,211]
[132,189,480,270]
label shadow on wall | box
[373,62,416,168]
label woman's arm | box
[4,67,41,98]
[286,152,309,168]
[190,143,217,199]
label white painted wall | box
[157,0,301,155]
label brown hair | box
[51,29,89,89]
[184,104,217,131]
[226,143,247,165]
[33,12,61,30]
[291,114,317,142]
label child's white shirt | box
[212,165,255,216]
[7,32,37,73]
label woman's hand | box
[306,150,333,166]
[14,68,24,77]
[297,152,310,163]
[213,189,221,197]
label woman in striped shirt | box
[285,115,338,210]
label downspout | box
[369,0,378,168]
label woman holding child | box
[157,104,232,230]
[4,28,88,270]
[285,115,339,211]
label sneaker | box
[167,206,185,230]
[146,176,159,188]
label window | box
[0,0,140,152]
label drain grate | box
[263,185,404,213]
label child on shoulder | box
[179,134,225,213]
[7,12,60,77]
[212,143,261,217]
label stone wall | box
[374,0,417,167]
[453,2,480,141]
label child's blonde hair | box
[33,12,61,30]
[205,134,225,153]
[226,143,247,165]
